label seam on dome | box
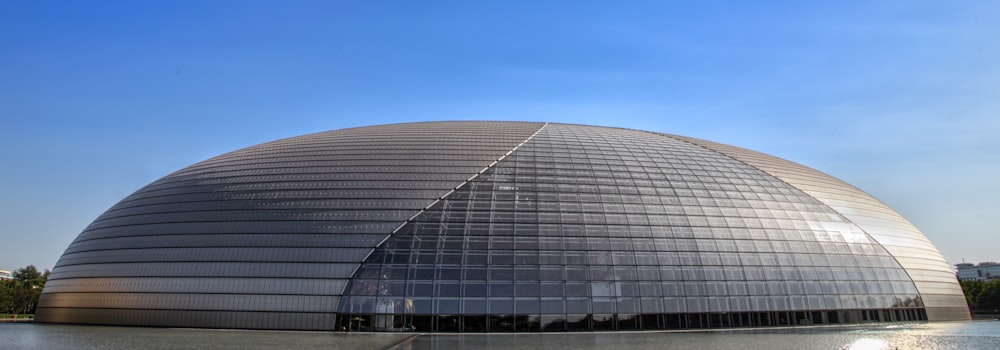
[348,122,550,278]
[651,131,923,292]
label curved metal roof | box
[37,121,968,330]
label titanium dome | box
[37,121,969,331]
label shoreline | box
[0,319,33,323]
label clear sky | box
[2,1,998,272]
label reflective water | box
[1,321,996,350]
[409,322,1000,350]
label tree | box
[960,279,1000,314]
[0,280,15,314]
[1,265,49,316]
[13,265,42,283]
[961,280,985,310]
[980,279,1000,312]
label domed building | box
[37,121,969,331]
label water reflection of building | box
[956,262,1000,281]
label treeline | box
[1,265,49,316]
[960,279,1000,314]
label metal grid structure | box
[37,121,968,331]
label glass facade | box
[673,136,970,321]
[338,124,928,331]
[38,121,967,331]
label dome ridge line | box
[348,122,550,279]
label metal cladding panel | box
[39,121,545,328]
[341,124,923,319]
[33,308,338,331]
[673,135,971,321]
[43,277,348,295]
[39,121,958,331]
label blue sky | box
[2,1,998,271]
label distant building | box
[0,269,11,280]
[956,262,1000,282]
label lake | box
[1,321,996,349]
